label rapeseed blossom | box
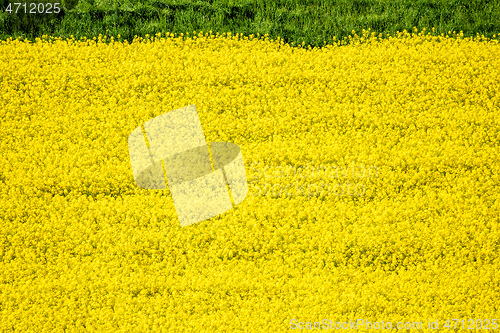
[0,30,499,331]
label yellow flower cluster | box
[0,30,499,331]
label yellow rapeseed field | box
[0,29,499,332]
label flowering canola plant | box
[0,29,499,331]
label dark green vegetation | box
[1,0,499,47]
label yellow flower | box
[0,30,499,331]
